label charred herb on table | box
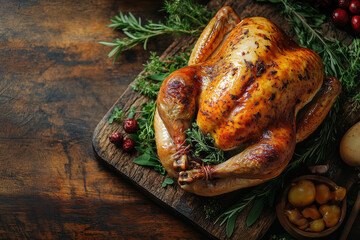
[203,197,222,220]
[99,0,215,62]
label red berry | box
[109,132,122,146]
[351,15,360,34]
[124,118,139,133]
[349,0,360,14]
[339,0,350,8]
[123,137,135,152]
[333,8,350,27]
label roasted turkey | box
[154,7,341,196]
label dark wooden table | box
[0,0,205,239]
[1,0,359,239]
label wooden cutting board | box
[92,0,353,239]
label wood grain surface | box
[0,0,205,239]
[1,0,359,239]
[92,0,360,240]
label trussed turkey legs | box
[154,7,341,196]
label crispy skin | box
[155,8,341,196]
[189,6,241,66]
[196,17,324,150]
[296,76,342,142]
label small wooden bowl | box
[276,175,346,240]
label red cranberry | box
[351,15,360,34]
[333,8,350,27]
[109,132,122,146]
[124,118,139,133]
[339,0,350,8]
[123,137,135,152]
[349,0,360,14]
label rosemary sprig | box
[99,0,215,61]
[339,39,360,94]
[185,122,225,165]
[216,195,255,238]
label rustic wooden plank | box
[92,0,358,239]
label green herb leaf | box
[246,197,264,227]
[154,165,166,175]
[162,177,174,187]
[134,153,156,167]
[128,106,136,119]
[148,73,167,81]
[98,41,119,47]
[109,106,124,124]
[226,211,238,238]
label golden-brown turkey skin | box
[155,7,341,196]
[196,17,323,150]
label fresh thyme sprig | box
[99,0,215,61]
[109,106,124,124]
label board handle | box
[340,190,360,240]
